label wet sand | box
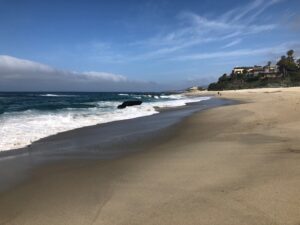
[0,88,300,225]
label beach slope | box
[0,87,300,225]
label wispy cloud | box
[222,39,242,48]
[80,0,286,65]
[172,41,300,61]
[125,0,282,61]
[227,0,283,23]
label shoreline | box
[0,96,224,157]
[0,95,210,153]
[0,93,209,153]
[0,97,234,192]
[0,87,300,225]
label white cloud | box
[0,55,160,91]
[0,55,55,75]
[80,71,127,82]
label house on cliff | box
[232,64,278,77]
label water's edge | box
[0,97,236,192]
[0,93,210,151]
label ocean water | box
[0,92,210,152]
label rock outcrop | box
[117,100,142,109]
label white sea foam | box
[40,94,76,97]
[151,96,211,108]
[0,96,210,151]
[117,93,184,100]
[160,94,183,99]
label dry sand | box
[0,87,300,225]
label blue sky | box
[0,0,300,91]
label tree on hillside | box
[297,59,300,68]
[287,49,295,63]
[277,50,299,77]
[218,73,228,82]
[277,55,288,77]
[286,50,298,71]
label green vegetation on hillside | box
[208,50,300,91]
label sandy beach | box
[0,87,300,225]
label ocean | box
[0,92,210,152]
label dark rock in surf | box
[117,100,142,109]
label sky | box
[0,0,300,91]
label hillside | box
[208,50,300,90]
